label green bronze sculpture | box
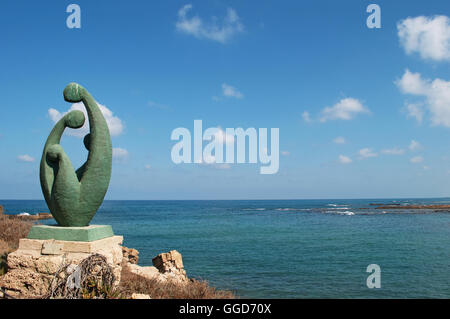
[40,83,112,227]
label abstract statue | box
[40,83,112,227]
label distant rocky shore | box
[0,205,52,221]
[11,213,53,220]
[371,203,450,210]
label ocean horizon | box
[1,198,449,298]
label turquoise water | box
[2,199,449,298]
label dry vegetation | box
[0,240,8,276]
[42,264,236,299]
[0,208,34,276]
[118,266,236,299]
[46,254,120,299]
[0,209,33,255]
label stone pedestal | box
[0,235,123,298]
[27,225,114,242]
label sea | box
[1,198,449,298]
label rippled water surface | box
[2,198,449,298]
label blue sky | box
[1,0,450,200]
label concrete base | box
[0,236,123,298]
[27,225,114,242]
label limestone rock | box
[125,249,189,285]
[122,246,139,265]
[0,268,52,298]
[131,293,151,299]
[0,236,123,298]
[152,250,184,272]
[126,263,160,280]
[153,250,188,283]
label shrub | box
[0,213,33,277]
[0,213,33,253]
[46,254,121,299]
[119,266,236,299]
[80,278,122,299]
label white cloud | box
[112,148,129,162]
[405,103,424,124]
[281,151,290,156]
[410,156,424,163]
[48,102,124,138]
[302,111,311,123]
[199,128,234,165]
[359,148,378,159]
[396,69,429,95]
[333,136,346,144]
[48,108,61,123]
[396,70,450,127]
[17,154,35,163]
[176,4,244,44]
[381,148,405,155]
[338,155,352,164]
[222,83,243,99]
[409,140,422,151]
[320,98,369,122]
[397,15,450,61]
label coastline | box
[372,204,450,210]
[0,206,235,299]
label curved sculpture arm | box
[46,144,82,225]
[40,110,85,213]
[63,83,112,212]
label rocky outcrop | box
[131,293,151,299]
[124,249,188,285]
[0,205,4,215]
[122,246,139,265]
[375,204,450,210]
[152,250,184,272]
[0,236,123,298]
[1,242,188,298]
[14,213,53,221]
[153,250,187,282]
